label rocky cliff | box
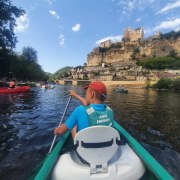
[86,32,180,67]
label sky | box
[13,0,180,74]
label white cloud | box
[128,1,135,11]
[116,0,155,9]
[29,3,38,11]
[155,18,180,30]
[15,13,29,33]
[72,24,80,32]
[49,10,60,19]
[136,18,141,22]
[144,18,180,35]
[45,0,53,5]
[58,34,65,46]
[96,35,122,45]
[175,26,180,32]
[114,0,156,21]
[158,1,180,14]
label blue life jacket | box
[85,105,114,127]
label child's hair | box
[94,91,106,102]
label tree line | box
[149,78,180,91]
[136,55,180,70]
[0,0,48,81]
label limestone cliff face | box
[86,37,180,67]
[87,48,103,66]
[140,38,180,57]
[103,48,132,64]
[87,46,133,67]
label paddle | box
[48,95,72,154]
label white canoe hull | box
[51,144,145,180]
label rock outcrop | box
[86,28,180,67]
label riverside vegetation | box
[147,78,180,91]
[0,1,48,82]
[138,55,180,90]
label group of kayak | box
[0,81,56,94]
[41,84,55,89]
[35,82,55,89]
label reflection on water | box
[106,87,180,179]
[107,88,180,151]
[0,85,179,180]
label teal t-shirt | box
[65,104,112,132]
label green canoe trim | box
[114,121,174,180]
[34,122,174,180]
[34,131,70,180]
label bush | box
[145,80,151,88]
[152,78,180,90]
[172,78,180,90]
[168,50,177,58]
[156,78,172,89]
[137,57,180,70]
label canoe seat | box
[51,126,145,180]
[74,126,120,174]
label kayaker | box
[9,80,16,88]
[44,82,48,89]
[54,81,115,138]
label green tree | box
[22,46,38,63]
[156,78,172,89]
[152,78,180,90]
[168,50,177,58]
[0,0,25,50]
[52,66,73,79]
[137,57,180,70]
[0,0,25,78]
[172,78,180,90]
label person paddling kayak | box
[54,81,115,138]
[9,80,16,88]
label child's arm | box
[69,90,87,105]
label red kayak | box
[0,86,30,94]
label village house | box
[154,72,177,81]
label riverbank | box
[101,80,147,88]
[57,79,148,88]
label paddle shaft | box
[48,96,72,154]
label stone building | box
[98,74,113,81]
[70,68,86,80]
[100,40,112,48]
[124,27,144,42]
[154,72,177,81]
[136,76,147,81]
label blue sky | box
[13,0,180,74]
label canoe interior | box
[31,122,173,180]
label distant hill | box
[51,66,73,79]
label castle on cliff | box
[86,27,180,67]
[124,27,144,41]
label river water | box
[0,85,179,180]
